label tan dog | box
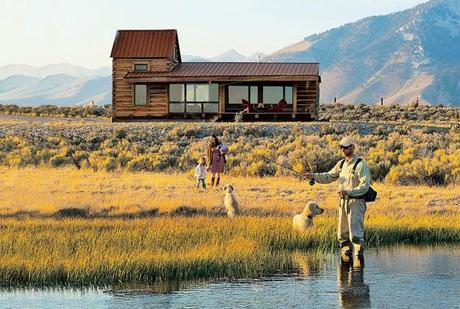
[223,184,240,218]
[292,201,324,232]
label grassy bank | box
[0,216,458,286]
[0,168,459,286]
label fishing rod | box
[256,154,316,186]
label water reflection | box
[292,250,325,277]
[0,245,458,308]
[338,255,370,309]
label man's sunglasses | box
[339,145,352,150]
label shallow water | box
[0,244,459,309]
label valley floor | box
[0,168,458,286]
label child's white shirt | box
[194,164,207,179]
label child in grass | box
[194,157,207,191]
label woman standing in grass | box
[207,134,226,187]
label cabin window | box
[134,64,148,71]
[134,84,147,106]
[285,86,293,104]
[228,86,248,104]
[169,83,218,113]
[263,86,283,104]
[263,86,292,104]
[186,84,218,102]
[228,86,258,104]
[169,84,185,112]
[250,86,258,104]
[169,84,184,102]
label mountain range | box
[266,0,460,105]
[0,64,111,106]
[182,50,267,62]
[1,0,459,106]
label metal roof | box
[110,30,179,59]
[125,62,319,78]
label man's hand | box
[337,190,348,198]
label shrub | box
[0,120,458,185]
[127,155,157,172]
[49,155,70,167]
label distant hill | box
[183,50,267,62]
[0,73,111,106]
[0,64,111,106]
[0,63,110,79]
[265,0,460,106]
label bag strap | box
[339,158,362,174]
[352,158,362,174]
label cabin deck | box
[113,112,313,122]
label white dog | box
[292,201,324,232]
[223,184,240,218]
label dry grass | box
[0,167,458,286]
[0,167,458,217]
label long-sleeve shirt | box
[194,164,207,179]
[313,155,371,198]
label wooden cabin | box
[110,29,320,122]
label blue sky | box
[1,0,428,68]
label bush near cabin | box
[0,121,458,186]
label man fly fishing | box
[304,137,372,257]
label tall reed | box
[0,216,458,286]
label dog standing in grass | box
[223,184,240,217]
[292,201,324,232]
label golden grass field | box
[1,167,459,217]
[0,167,458,286]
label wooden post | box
[380,97,384,106]
[218,84,225,113]
[293,84,297,114]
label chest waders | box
[338,158,363,213]
[338,158,366,257]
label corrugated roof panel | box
[125,62,319,79]
[110,30,178,58]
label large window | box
[228,85,258,104]
[263,86,293,104]
[169,83,218,113]
[228,85,292,105]
[169,84,185,112]
[134,84,147,106]
[285,86,293,104]
[186,84,218,102]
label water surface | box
[1,244,458,308]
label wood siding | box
[113,60,320,120]
[219,84,225,113]
[295,79,319,116]
[112,58,171,119]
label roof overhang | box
[124,76,320,83]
